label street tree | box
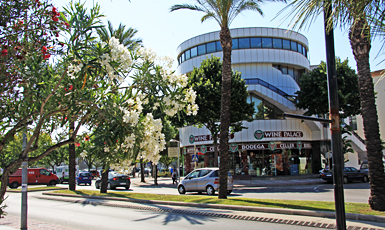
[170,0,265,199]
[173,56,254,167]
[278,0,385,210]
[295,58,361,118]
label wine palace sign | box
[254,130,303,140]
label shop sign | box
[230,143,238,152]
[188,134,234,143]
[297,141,302,150]
[269,142,277,150]
[201,145,207,154]
[189,135,195,144]
[254,130,304,140]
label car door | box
[39,169,52,184]
[348,167,361,180]
[196,169,212,191]
[183,170,200,191]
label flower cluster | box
[100,37,132,83]
[67,61,83,79]
[137,113,165,164]
[110,159,133,174]
[121,94,146,126]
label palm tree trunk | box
[349,17,385,211]
[140,159,145,182]
[218,26,232,199]
[69,121,76,191]
[100,164,109,193]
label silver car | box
[177,167,233,195]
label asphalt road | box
[2,192,326,230]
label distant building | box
[176,27,366,177]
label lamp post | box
[21,133,28,230]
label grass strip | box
[51,190,385,216]
[9,186,64,192]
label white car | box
[177,167,233,195]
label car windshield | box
[79,173,90,177]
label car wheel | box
[227,190,232,195]
[60,178,64,184]
[178,185,186,194]
[363,175,369,183]
[49,180,57,186]
[95,182,100,189]
[343,176,348,184]
[125,186,130,190]
[107,182,111,190]
[206,185,215,195]
[9,181,19,189]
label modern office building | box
[176,27,366,177]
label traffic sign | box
[168,147,179,157]
[192,154,199,162]
[201,145,207,154]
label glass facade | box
[229,148,313,176]
[247,94,284,120]
[178,37,308,65]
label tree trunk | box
[218,26,232,199]
[69,121,76,191]
[154,164,158,185]
[349,17,385,211]
[140,159,145,182]
[100,164,109,193]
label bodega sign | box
[254,130,303,140]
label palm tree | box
[97,20,142,50]
[278,0,385,211]
[170,0,265,199]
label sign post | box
[21,133,28,230]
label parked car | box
[360,160,385,173]
[158,168,171,177]
[55,165,79,184]
[95,172,130,190]
[8,168,59,189]
[177,167,233,195]
[320,166,369,184]
[88,169,100,179]
[76,172,92,186]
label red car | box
[8,168,59,189]
[89,170,100,179]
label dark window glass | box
[191,47,198,57]
[206,42,216,53]
[178,56,182,64]
[282,66,288,74]
[302,46,306,56]
[304,48,308,58]
[272,38,282,49]
[282,39,290,50]
[199,169,212,177]
[291,41,297,51]
[198,44,206,56]
[181,53,185,62]
[239,38,250,49]
[298,43,303,54]
[250,37,262,48]
[288,68,294,78]
[232,38,239,49]
[210,170,219,177]
[216,41,223,51]
[185,50,191,60]
[262,38,272,48]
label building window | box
[177,36,309,65]
[282,39,291,50]
[291,41,297,52]
[185,50,191,60]
[250,37,262,48]
[198,44,206,56]
[232,38,239,49]
[191,47,198,58]
[206,42,216,53]
[349,116,358,130]
[273,38,282,49]
[216,41,223,51]
[239,38,250,49]
[262,38,272,48]
[247,94,284,120]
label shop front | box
[183,141,315,177]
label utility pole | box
[324,5,346,229]
[21,133,28,230]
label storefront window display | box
[229,147,313,176]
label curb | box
[42,192,385,224]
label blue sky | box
[54,0,384,72]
